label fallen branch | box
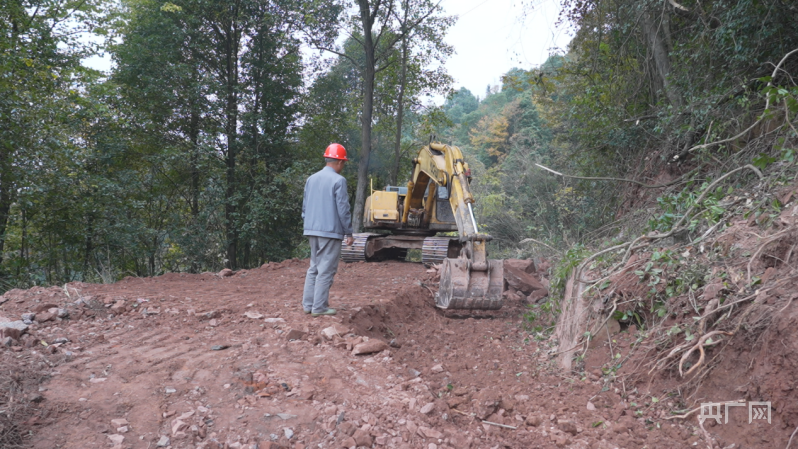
[663,406,701,420]
[451,409,517,430]
[534,163,698,189]
[518,237,558,252]
[482,420,518,430]
[786,423,798,449]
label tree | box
[0,0,105,272]
[310,0,449,232]
[113,0,336,269]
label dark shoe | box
[311,308,337,317]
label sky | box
[82,0,573,100]
[439,0,572,98]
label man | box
[301,143,355,317]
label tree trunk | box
[352,0,377,233]
[642,9,682,107]
[391,14,410,185]
[224,20,240,269]
[189,100,200,217]
[0,149,13,269]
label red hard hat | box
[323,143,348,161]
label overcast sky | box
[440,0,572,98]
[83,0,572,101]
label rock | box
[21,313,35,324]
[284,427,294,439]
[525,415,542,427]
[430,364,444,373]
[32,303,58,313]
[196,310,221,320]
[500,398,516,412]
[504,258,536,274]
[503,264,546,295]
[117,426,129,433]
[264,317,286,323]
[557,419,578,436]
[420,402,435,414]
[35,311,56,323]
[0,320,28,340]
[321,324,350,340]
[156,435,170,447]
[341,436,357,448]
[171,418,189,436]
[550,431,570,448]
[2,337,13,347]
[285,328,308,341]
[111,300,126,312]
[244,311,264,319]
[338,421,357,436]
[219,268,234,277]
[352,339,389,355]
[352,429,372,447]
[56,308,69,318]
[527,289,549,303]
[586,401,596,411]
[588,318,622,349]
[473,389,501,420]
[108,434,124,445]
[111,418,129,427]
[418,426,443,439]
[375,435,388,445]
[165,387,177,394]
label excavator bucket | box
[436,258,504,310]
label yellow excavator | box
[341,142,504,310]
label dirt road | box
[2,259,705,448]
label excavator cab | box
[345,142,505,310]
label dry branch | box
[534,163,698,189]
[518,237,558,252]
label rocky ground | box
[0,256,787,449]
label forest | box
[1,0,797,290]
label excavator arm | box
[402,142,504,309]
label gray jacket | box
[302,166,353,240]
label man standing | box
[301,143,355,317]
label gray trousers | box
[302,236,342,313]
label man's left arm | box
[334,177,354,240]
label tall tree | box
[389,0,453,184]
[114,0,337,269]
[310,0,448,232]
[0,0,104,270]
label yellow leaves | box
[160,2,182,12]
[470,115,510,161]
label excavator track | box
[340,233,376,263]
[421,237,456,265]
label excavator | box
[341,142,504,310]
